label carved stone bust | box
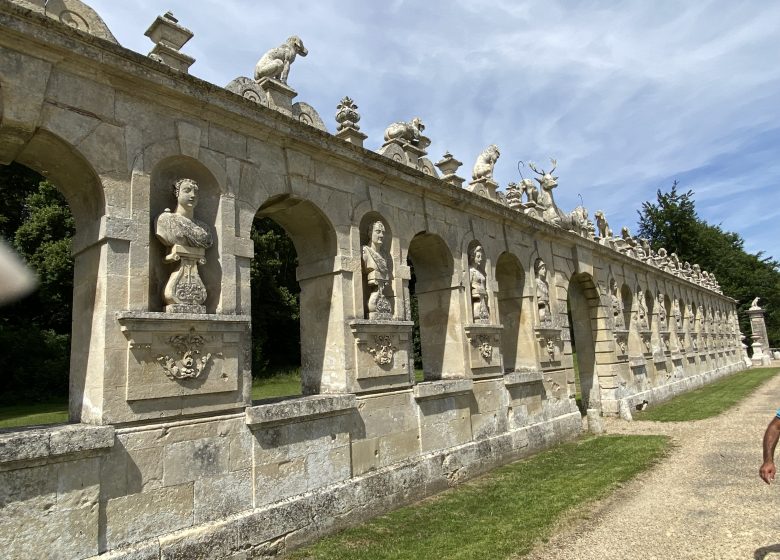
[469,244,490,323]
[155,178,213,313]
[361,220,393,320]
[535,258,551,325]
[155,178,213,250]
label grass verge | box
[0,401,68,429]
[635,366,780,422]
[288,434,670,560]
[251,369,302,401]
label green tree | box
[249,216,300,377]
[637,183,780,346]
[0,164,74,402]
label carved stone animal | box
[383,117,424,145]
[594,210,612,238]
[254,36,308,84]
[519,177,538,204]
[472,145,500,181]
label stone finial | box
[435,151,465,188]
[254,36,308,85]
[144,11,195,72]
[335,97,360,131]
[505,182,523,209]
[334,96,367,146]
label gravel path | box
[525,372,780,560]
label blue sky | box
[89,0,780,261]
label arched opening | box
[0,162,74,422]
[495,252,532,372]
[567,273,600,413]
[407,232,457,380]
[254,194,337,396]
[1,129,105,424]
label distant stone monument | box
[748,298,772,366]
[155,178,213,313]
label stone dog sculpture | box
[254,35,308,84]
[383,117,425,146]
[472,144,500,181]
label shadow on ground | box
[755,544,780,559]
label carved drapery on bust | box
[361,220,393,320]
[155,178,213,313]
[469,244,490,323]
[535,258,552,326]
[610,279,625,329]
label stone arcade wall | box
[0,2,746,558]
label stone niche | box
[117,312,250,406]
[349,320,415,392]
[464,324,503,377]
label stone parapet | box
[0,423,114,466]
[245,394,356,427]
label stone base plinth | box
[258,78,297,115]
[116,312,251,410]
[464,323,503,377]
[349,320,414,392]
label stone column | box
[748,300,772,366]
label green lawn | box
[0,401,68,429]
[251,369,302,401]
[635,366,780,422]
[288,435,670,560]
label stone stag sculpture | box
[361,220,393,320]
[254,35,308,84]
[528,159,593,236]
[469,244,490,323]
[155,178,213,313]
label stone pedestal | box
[349,320,414,392]
[258,78,297,115]
[335,126,367,147]
[613,328,629,360]
[116,312,251,412]
[535,326,563,369]
[466,178,499,201]
[752,337,772,366]
[464,324,503,377]
[163,244,207,313]
[748,305,771,354]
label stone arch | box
[149,156,223,313]
[255,194,339,394]
[566,272,605,412]
[495,252,532,371]
[8,128,106,423]
[407,231,461,380]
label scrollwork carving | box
[156,328,212,380]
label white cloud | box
[88,0,780,260]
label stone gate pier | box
[0,1,747,558]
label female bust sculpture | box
[155,178,213,313]
[155,178,213,249]
[362,220,392,319]
[469,244,490,323]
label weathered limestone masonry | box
[0,2,746,558]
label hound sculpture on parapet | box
[254,35,308,84]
